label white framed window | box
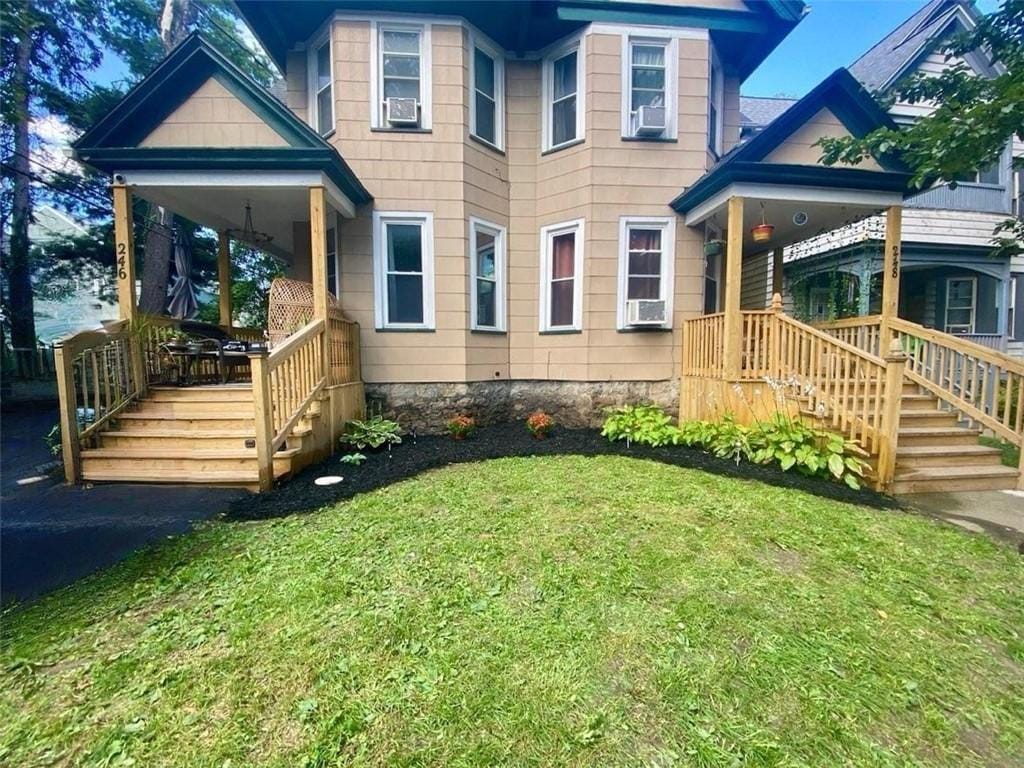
[308,34,334,136]
[539,219,585,332]
[325,222,339,297]
[708,45,724,155]
[621,37,677,139]
[617,217,675,329]
[542,39,585,151]
[469,217,507,332]
[470,35,505,150]
[1010,275,1019,340]
[945,276,977,334]
[370,22,432,129]
[372,211,435,330]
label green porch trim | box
[669,161,912,213]
[73,33,371,206]
[75,147,373,207]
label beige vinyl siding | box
[139,77,288,148]
[762,107,884,170]
[284,50,308,120]
[741,251,770,310]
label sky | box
[744,0,999,97]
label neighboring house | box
[758,0,1023,353]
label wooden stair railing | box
[54,320,146,482]
[818,315,1024,487]
[682,307,906,488]
[249,318,327,491]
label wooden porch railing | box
[54,320,145,482]
[682,306,906,487]
[813,315,883,357]
[818,314,1024,482]
[138,315,264,384]
[328,314,361,385]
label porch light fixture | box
[751,202,775,243]
[227,201,273,246]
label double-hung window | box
[309,35,333,136]
[945,277,977,334]
[617,217,675,329]
[543,40,584,151]
[622,37,676,139]
[469,218,506,331]
[372,23,431,129]
[471,37,504,149]
[373,212,435,329]
[540,219,584,331]
[708,46,724,154]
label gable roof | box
[74,33,371,206]
[848,0,986,93]
[671,68,909,213]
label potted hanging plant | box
[751,202,774,243]
[703,239,724,257]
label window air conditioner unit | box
[385,97,419,126]
[627,298,667,325]
[635,105,666,136]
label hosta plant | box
[601,404,681,447]
[341,416,402,451]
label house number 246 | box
[117,242,128,280]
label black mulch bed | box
[227,424,900,521]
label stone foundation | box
[364,379,679,434]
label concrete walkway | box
[2,405,246,604]
[906,489,1024,547]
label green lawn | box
[2,457,1022,767]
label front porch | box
[55,35,373,491]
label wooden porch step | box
[890,465,1019,494]
[97,429,257,450]
[132,401,256,417]
[116,412,255,430]
[896,444,1005,469]
[78,467,281,490]
[147,385,253,402]
[897,409,962,428]
[897,426,982,447]
[80,447,299,477]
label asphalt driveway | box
[1,405,245,604]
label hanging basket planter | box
[703,240,724,257]
[751,223,775,243]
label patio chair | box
[159,321,258,385]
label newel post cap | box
[884,338,908,363]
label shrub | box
[341,416,402,450]
[676,412,869,489]
[601,404,681,447]
[526,410,554,438]
[446,414,476,440]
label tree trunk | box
[7,27,38,361]
[138,0,194,315]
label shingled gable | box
[73,33,372,206]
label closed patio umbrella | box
[166,232,198,319]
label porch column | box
[112,183,137,322]
[771,246,784,299]
[723,196,745,379]
[217,231,232,328]
[879,205,902,345]
[309,186,328,322]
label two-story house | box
[759,0,1024,354]
[74,0,1017,494]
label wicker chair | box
[267,277,347,347]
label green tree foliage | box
[817,0,1024,256]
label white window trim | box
[945,276,978,334]
[539,218,585,332]
[469,33,505,151]
[307,31,334,137]
[541,37,586,152]
[616,216,675,330]
[469,217,507,332]
[620,36,678,140]
[369,21,432,130]
[708,43,725,155]
[372,211,435,330]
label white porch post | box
[218,231,232,329]
[879,205,902,346]
[723,196,745,379]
